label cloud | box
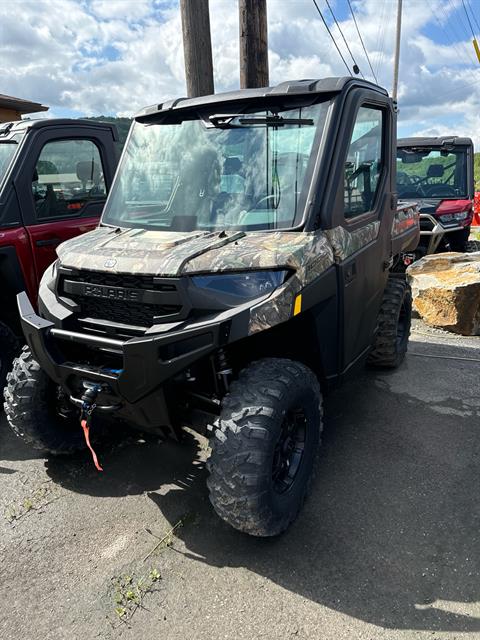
[1,0,480,145]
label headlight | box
[191,270,290,301]
[439,211,470,224]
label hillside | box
[83,116,132,148]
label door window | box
[344,106,384,218]
[32,139,106,219]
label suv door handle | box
[36,237,61,247]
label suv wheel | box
[0,322,19,402]
[448,228,470,252]
[367,276,412,369]
[4,346,85,454]
[465,240,480,253]
[207,358,323,537]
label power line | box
[462,0,476,39]
[346,0,378,83]
[311,0,352,76]
[442,0,477,66]
[427,0,479,85]
[467,0,480,34]
[324,0,363,77]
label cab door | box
[333,97,394,372]
[15,131,111,283]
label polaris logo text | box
[84,285,140,301]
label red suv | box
[0,118,119,390]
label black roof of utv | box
[398,136,473,148]
[135,77,388,121]
[0,118,119,139]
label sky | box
[2,0,480,144]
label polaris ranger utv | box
[4,78,419,536]
[397,136,476,258]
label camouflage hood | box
[56,226,334,278]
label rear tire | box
[3,346,85,454]
[367,276,412,369]
[465,240,480,253]
[0,322,19,403]
[207,358,323,537]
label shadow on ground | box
[16,340,480,631]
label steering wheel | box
[423,184,457,197]
[253,194,280,210]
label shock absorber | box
[215,348,232,392]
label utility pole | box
[180,0,214,97]
[239,0,269,88]
[392,0,402,102]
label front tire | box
[4,346,85,454]
[0,322,19,401]
[448,227,470,252]
[465,240,480,253]
[207,358,323,537]
[367,275,412,369]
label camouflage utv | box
[4,78,419,536]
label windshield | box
[0,134,22,184]
[396,147,468,199]
[102,100,330,231]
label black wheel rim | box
[272,409,306,494]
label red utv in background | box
[0,118,119,391]
[397,136,478,258]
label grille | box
[60,270,183,329]
[68,271,176,292]
[77,296,180,326]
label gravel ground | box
[1,321,479,640]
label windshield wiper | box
[209,114,314,128]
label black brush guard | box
[17,292,248,429]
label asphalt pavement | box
[1,320,479,640]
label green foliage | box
[83,116,132,150]
[397,153,455,180]
[474,152,480,188]
[111,568,161,622]
[37,160,58,175]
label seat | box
[426,164,444,179]
[33,162,59,218]
[76,160,101,191]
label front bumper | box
[18,291,250,428]
[419,213,469,253]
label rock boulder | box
[407,252,480,335]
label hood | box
[56,226,334,279]
[401,198,439,214]
[401,197,474,216]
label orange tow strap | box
[80,418,103,472]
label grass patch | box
[3,483,61,523]
[112,568,161,621]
